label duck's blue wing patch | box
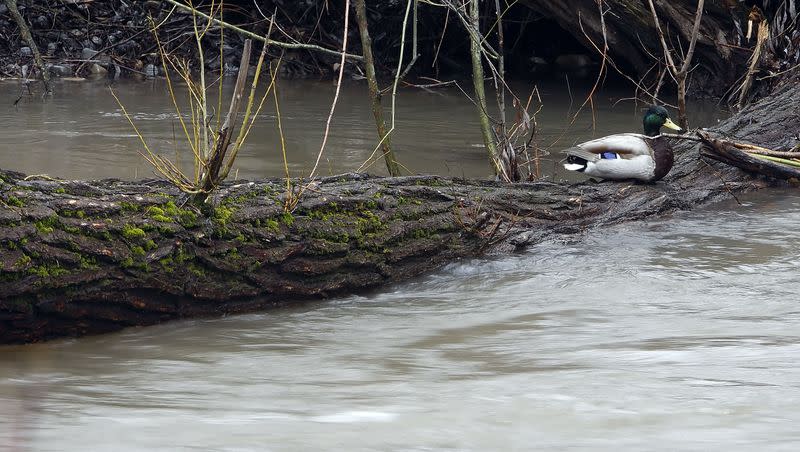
[600,152,618,159]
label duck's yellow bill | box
[663,117,684,131]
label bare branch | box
[161,0,363,61]
[681,0,705,74]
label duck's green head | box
[643,105,685,136]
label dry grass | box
[112,1,275,202]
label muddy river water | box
[1,79,798,451]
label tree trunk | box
[353,0,401,177]
[1,83,799,345]
[467,0,500,176]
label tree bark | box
[1,82,799,345]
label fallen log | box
[1,82,799,345]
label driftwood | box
[700,132,800,182]
[1,83,799,345]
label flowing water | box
[3,79,799,451]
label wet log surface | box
[1,83,799,344]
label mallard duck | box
[562,106,685,182]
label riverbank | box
[3,1,797,99]
[0,0,345,84]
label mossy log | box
[1,83,799,344]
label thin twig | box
[308,0,351,180]
[701,159,742,205]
